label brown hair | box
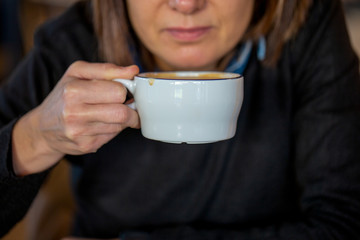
[92,0,312,69]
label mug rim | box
[137,71,242,81]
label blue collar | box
[226,36,266,74]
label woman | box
[1,0,360,239]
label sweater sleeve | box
[122,1,360,240]
[0,119,48,236]
[0,44,57,238]
[0,2,95,237]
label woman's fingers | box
[62,78,129,104]
[61,133,119,154]
[85,103,140,128]
[13,62,141,175]
[62,103,140,136]
[36,62,141,157]
[65,61,139,81]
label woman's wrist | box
[11,108,64,176]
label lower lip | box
[166,27,212,42]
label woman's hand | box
[12,61,140,176]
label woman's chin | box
[164,60,217,71]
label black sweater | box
[1,0,360,239]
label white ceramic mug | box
[114,71,244,144]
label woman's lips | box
[165,26,212,42]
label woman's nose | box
[168,0,206,14]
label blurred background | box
[344,0,360,61]
[0,0,80,83]
[0,0,359,240]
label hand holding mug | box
[12,61,140,175]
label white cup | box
[114,71,244,144]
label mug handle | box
[113,78,137,110]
